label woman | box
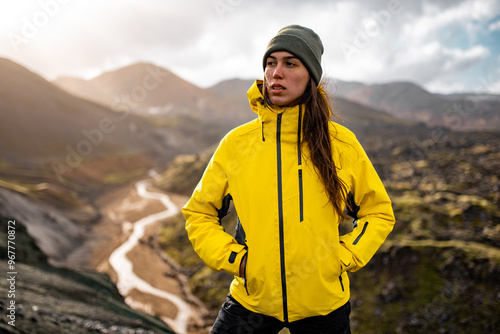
[182,25,395,333]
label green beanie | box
[263,25,324,86]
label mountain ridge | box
[210,77,500,132]
[53,62,252,124]
[332,78,500,131]
[52,60,500,133]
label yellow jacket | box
[183,80,395,322]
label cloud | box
[0,0,215,78]
[328,0,499,93]
[332,39,489,89]
[402,0,498,42]
[489,20,500,32]
[0,0,498,93]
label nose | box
[273,63,283,79]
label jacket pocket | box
[339,243,355,272]
[298,169,304,222]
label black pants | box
[210,295,351,334]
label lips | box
[270,83,286,93]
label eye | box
[267,60,276,66]
[286,61,296,67]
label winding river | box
[109,179,193,334]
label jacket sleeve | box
[182,137,247,276]
[339,135,395,273]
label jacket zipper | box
[353,222,369,245]
[276,112,288,322]
[297,105,303,222]
[298,169,303,222]
[339,274,345,291]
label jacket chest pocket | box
[298,169,304,222]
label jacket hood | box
[246,80,302,143]
[247,79,283,124]
[247,80,265,115]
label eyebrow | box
[267,55,299,60]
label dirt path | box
[91,179,211,334]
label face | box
[264,51,310,106]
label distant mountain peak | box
[0,59,165,164]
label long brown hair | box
[263,77,350,222]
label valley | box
[0,58,498,333]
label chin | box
[270,97,290,107]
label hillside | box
[0,60,261,334]
[0,213,174,334]
[0,58,180,243]
[0,58,239,220]
[0,58,168,166]
[208,78,255,99]
[333,79,500,131]
[52,63,258,160]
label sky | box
[0,0,499,94]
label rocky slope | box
[0,213,174,334]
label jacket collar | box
[247,80,303,143]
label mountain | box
[0,58,186,234]
[0,58,168,166]
[52,63,259,160]
[332,79,500,131]
[209,78,254,97]
[0,58,243,208]
[53,63,252,124]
